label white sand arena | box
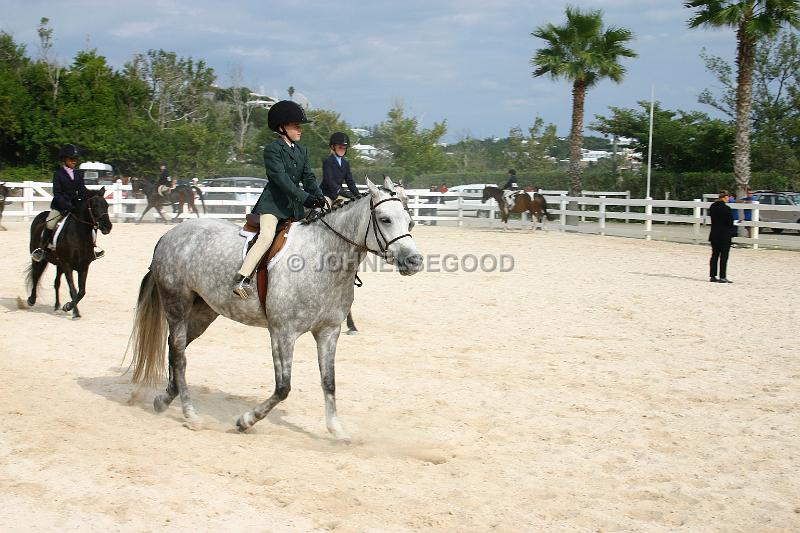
[0,220,798,531]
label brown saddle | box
[244,214,294,310]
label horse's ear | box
[383,176,395,192]
[365,178,379,197]
[98,187,105,196]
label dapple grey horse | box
[127,177,423,441]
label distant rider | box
[321,132,360,203]
[502,169,519,191]
[157,163,174,198]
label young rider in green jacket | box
[233,100,325,298]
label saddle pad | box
[502,191,519,209]
[50,214,70,248]
[256,219,296,311]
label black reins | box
[316,195,412,260]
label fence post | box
[664,191,670,225]
[23,181,34,222]
[693,199,701,244]
[599,196,606,236]
[624,191,631,223]
[559,194,567,230]
[457,194,463,227]
[645,197,653,241]
[751,201,759,250]
[113,180,123,221]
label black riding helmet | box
[58,144,79,160]
[329,132,350,147]
[268,100,312,133]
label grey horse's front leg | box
[236,331,296,432]
[314,326,350,442]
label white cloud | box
[224,46,272,60]
[110,20,162,38]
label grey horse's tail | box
[128,271,167,387]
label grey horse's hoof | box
[235,411,256,432]
[346,329,359,336]
[153,395,170,413]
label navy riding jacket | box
[321,154,360,200]
[51,166,91,212]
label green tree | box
[505,117,559,171]
[376,104,447,175]
[685,0,800,198]
[0,33,32,165]
[699,30,800,176]
[592,102,735,172]
[125,49,216,131]
[531,7,637,199]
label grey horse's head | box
[366,177,424,276]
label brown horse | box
[130,178,206,223]
[481,186,551,230]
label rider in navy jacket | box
[52,164,91,213]
[32,144,93,262]
[321,132,360,201]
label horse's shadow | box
[76,372,327,441]
[627,271,709,283]
[0,296,69,317]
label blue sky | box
[3,0,735,142]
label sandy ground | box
[0,219,798,532]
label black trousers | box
[710,241,731,278]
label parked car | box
[440,183,498,218]
[201,176,267,213]
[751,191,800,233]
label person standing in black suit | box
[708,189,735,283]
[321,132,360,203]
[31,144,93,262]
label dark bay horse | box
[24,189,113,319]
[131,178,205,223]
[127,177,423,439]
[0,182,8,230]
[482,186,551,230]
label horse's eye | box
[380,217,391,224]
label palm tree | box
[685,1,799,199]
[287,86,295,100]
[532,7,636,200]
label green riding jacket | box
[252,139,322,219]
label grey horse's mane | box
[301,186,401,225]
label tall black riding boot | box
[31,228,54,262]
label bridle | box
[71,196,108,232]
[316,194,413,259]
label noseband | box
[317,195,413,259]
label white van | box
[79,161,114,184]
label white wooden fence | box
[2,181,798,250]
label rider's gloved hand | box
[303,195,325,209]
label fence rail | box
[2,182,798,250]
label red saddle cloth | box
[243,214,293,310]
